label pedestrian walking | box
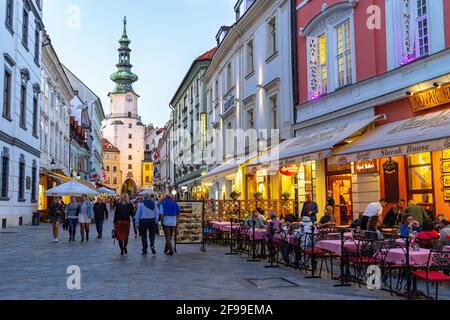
[47,197,64,242]
[78,194,94,242]
[135,193,160,255]
[114,193,135,255]
[65,197,80,242]
[94,197,108,238]
[161,194,180,255]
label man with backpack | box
[135,193,160,255]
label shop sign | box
[355,160,378,174]
[279,165,298,177]
[307,36,320,98]
[400,0,414,59]
[409,84,450,113]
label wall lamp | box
[433,82,442,89]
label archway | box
[122,179,138,196]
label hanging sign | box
[400,0,415,61]
[409,84,450,113]
[307,37,320,99]
[279,165,299,177]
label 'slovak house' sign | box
[409,84,450,113]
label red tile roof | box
[196,48,216,62]
[101,138,120,153]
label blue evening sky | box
[43,0,236,127]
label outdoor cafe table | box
[247,228,268,241]
[210,221,233,231]
[316,240,358,256]
[381,248,432,267]
[222,224,241,232]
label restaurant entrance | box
[328,176,352,225]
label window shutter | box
[307,36,320,99]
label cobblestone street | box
[3,219,442,300]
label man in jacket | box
[301,195,318,223]
[94,197,108,238]
[135,193,160,255]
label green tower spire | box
[110,17,138,94]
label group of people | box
[47,192,181,256]
[357,198,450,243]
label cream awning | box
[333,109,450,162]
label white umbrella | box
[139,187,157,196]
[44,180,99,197]
[99,187,116,195]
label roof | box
[169,48,216,106]
[101,138,120,153]
[196,48,217,62]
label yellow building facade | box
[102,139,122,194]
[142,161,153,188]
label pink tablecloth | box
[247,229,267,240]
[222,224,240,232]
[274,233,296,244]
[210,221,233,231]
[444,246,450,252]
[316,240,358,256]
[381,248,431,267]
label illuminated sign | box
[355,160,379,174]
[409,84,450,113]
[279,165,299,177]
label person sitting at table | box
[438,219,450,244]
[268,212,281,230]
[399,214,422,238]
[367,216,384,240]
[318,206,337,228]
[432,214,446,230]
[294,216,318,248]
[383,199,406,228]
[405,200,428,226]
[245,210,266,229]
[416,221,440,241]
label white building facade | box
[0,0,43,227]
[202,0,294,200]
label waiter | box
[360,199,388,230]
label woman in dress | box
[78,194,94,243]
[65,197,80,242]
[114,193,135,255]
[48,197,63,242]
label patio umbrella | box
[99,187,116,195]
[44,180,99,197]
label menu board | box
[176,202,203,244]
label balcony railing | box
[106,113,142,121]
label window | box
[3,68,12,120]
[20,84,27,129]
[336,20,352,88]
[128,155,132,160]
[128,134,132,139]
[106,166,110,172]
[196,78,199,97]
[128,164,132,170]
[214,79,219,105]
[1,149,9,199]
[268,95,278,130]
[32,97,38,136]
[145,176,150,183]
[267,17,277,58]
[145,164,150,171]
[246,39,254,75]
[106,155,110,160]
[31,162,37,202]
[129,144,132,149]
[226,62,232,91]
[113,166,117,172]
[146,144,150,150]
[407,152,434,205]
[128,123,132,128]
[246,108,254,130]
[128,112,131,118]
[5,0,14,32]
[18,158,25,201]
[34,25,40,64]
[319,34,327,94]
[22,8,29,49]
[113,177,117,184]
[416,0,429,57]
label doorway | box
[328,175,353,225]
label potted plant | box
[230,191,241,200]
[281,192,291,200]
[253,192,263,200]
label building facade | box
[171,48,215,200]
[69,116,89,182]
[101,138,121,194]
[63,66,105,185]
[38,31,75,211]
[102,18,145,195]
[1,0,43,227]
[202,0,294,201]
[158,119,175,195]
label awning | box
[202,154,254,182]
[333,109,450,162]
[248,115,381,167]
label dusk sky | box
[43,0,236,127]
